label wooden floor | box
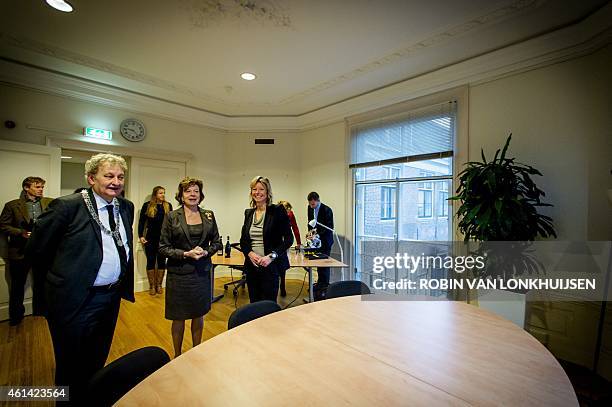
[0,275,309,406]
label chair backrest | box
[86,346,170,406]
[228,300,281,329]
[326,280,371,299]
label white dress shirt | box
[314,201,321,221]
[92,191,130,286]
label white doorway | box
[129,157,186,292]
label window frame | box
[346,87,469,282]
[380,185,397,220]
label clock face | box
[120,119,146,142]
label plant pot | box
[478,289,527,328]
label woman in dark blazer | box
[138,185,172,296]
[159,177,221,357]
[240,176,293,303]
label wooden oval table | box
[118,296,577,406]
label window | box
[417,188,432,218]
[385,166,401,180]
[417,171,434,218]
[380,186,396,220]
[438,182,449,217]
[350,100,457,294]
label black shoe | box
[9,316,24,326]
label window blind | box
[350,101,456,167]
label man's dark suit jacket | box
[158,206,221,275]
[240,204,293,272]
[307,202,334,252]
[26,189,135,322]
[0,195,53,260]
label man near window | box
[307,192,334,299]
[0,176,53,325]
[26,153,135,403]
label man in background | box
[27,153,135,403]
[0,176,52,325]
[307,191,334,299]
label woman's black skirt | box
[165,269,211,320]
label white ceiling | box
[0,0,609,120]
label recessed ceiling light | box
[241,72,256,81]
[61,156,73,159]
[45,0,74,13]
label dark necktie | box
[106,205,128,277]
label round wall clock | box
[120,118,146,142]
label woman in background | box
[138,186,172,295]
[240,176,293,303]
[159,177,220,357]
[277,200,301,297]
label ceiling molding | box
[0,31,233,108]
[278,0,546,105]
[0,3,610,132]
[295,10,612,131]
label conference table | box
[211,249,348,302]
[118,296,577,406]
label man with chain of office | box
[26,153,135,404]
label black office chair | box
[223,243,247,297]
[228,300,281,329]
[85,346,170,406]
[325,280,371,299]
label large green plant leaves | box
[450,134,556,241]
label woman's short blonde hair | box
[175,177,205,205]
[249,176,273,208]
[277,200,292,211]
[84,153,127,179]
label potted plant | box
[449,134,557,326]
[450,134,556,242]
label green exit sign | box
[84,127,112,140]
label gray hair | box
[84,153,128,179]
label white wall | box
[469,44,612,240]
[222,132,303,242]
[298,122,348,237]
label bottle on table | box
[224,236,231,258]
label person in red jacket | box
[278,200,301,297]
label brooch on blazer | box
[205,212,213,221]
